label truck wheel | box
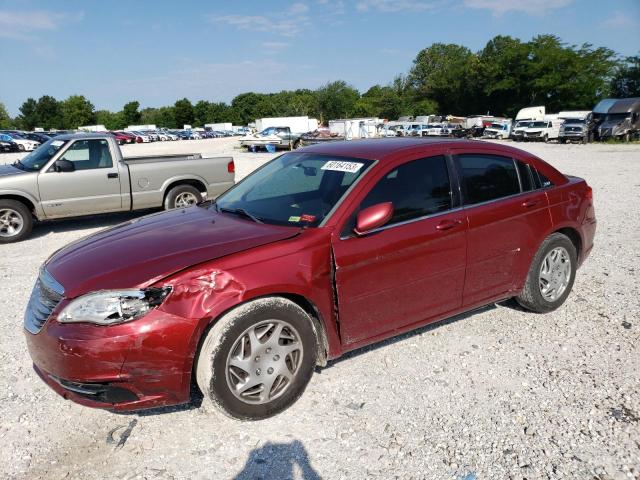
[543,134,549,143]
[195,297,318,420]
[164,184,202,210]
[516,233,577,313]
[0,200,33,243]
[559,138,566,144]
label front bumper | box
[24,307,197,411]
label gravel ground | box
[0,139,639,480]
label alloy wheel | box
[174,192,198,208]
[0,208,24,238]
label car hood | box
[45,206,301,298]
[0,164,27,177]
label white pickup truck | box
[0,133,235,242]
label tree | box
[18,98,39,130]
[409,43,477,115]
[173,98,194,127]
[140,106,175,128]
[35,95,62,130]
[95,110,124,130]
[60,95,95,129]
[0,102,12,129]
[316,81,360,122]
[122,101,141,126]
[611,55,640,98]
[231,92,277,125]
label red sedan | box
[24,138,596,419]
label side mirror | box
[54,159,75,172]
[354,202,393,236]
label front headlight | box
[58,287,171,325]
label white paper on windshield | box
[51,140,64,147]
[321,160,363,173]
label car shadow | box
[30,209,159,239]
[233,440,321,480]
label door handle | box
[107,173,119,179]
[436,219,462,231]
[521,199,539,208]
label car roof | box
[298,137,529,160]
[49,133,115,141]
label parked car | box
[23,132,52,144]
[510,120,532,141]
[129,131,151,143]
[523,120,563,142]
[109,131,134,145]
[23,137,595,419]
[559,118,593,144]
[483,122,512,140]
[0,134,20,152]
[597,98,640,141]
[0,133,235,242]
[240,126,301,150]
[3,133,40,151]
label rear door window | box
[516,160,534,192]
[457,154,520,205]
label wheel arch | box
[553,226,582,262]
[162,177,208,204]
[0,194,37,217]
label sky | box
[1,0,639,116]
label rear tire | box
[0,200,33,243]
[195,297,318,420]
[516,233,577,313]
[164,184,202,210]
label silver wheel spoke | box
[225,319,304,406]
[538,246,571,302]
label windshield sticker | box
[300,214,316,223]
[288,216,301,222]
[321,160,363,173]
[51,140,65,147]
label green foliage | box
[18,98,38,130]
[611,55,640,97]
[173,98,194,128]
[60,95,95,129]
[0,102,13,129]
[95,110,124,130]
[35,95,63,130]
[316,81,360,122]
[122,101,141,126]
[140,106,176,128]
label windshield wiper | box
[219,207,263,224]
[12,159,25,170]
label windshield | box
[563,119,584,125]
[530,121,548,128]
[214,152,373,227]
[605,113,629,122]
[16,138,68,171]
[515,121,531,128]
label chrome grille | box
[24,267,64,334]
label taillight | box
[227,160,235,173]
[585,186,593,200]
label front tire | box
[516,233,577,313]
[0,200,33,243]
[195,297,318,420]
[164,184,202,210]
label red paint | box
[24,138,596,411]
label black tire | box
[543,134,549,143]
[516,233,577,313]
[163,184,202,210]
[559,138,566,144]
[196,297,318,420]
[0,199,33,243]
[18,144,25,151]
